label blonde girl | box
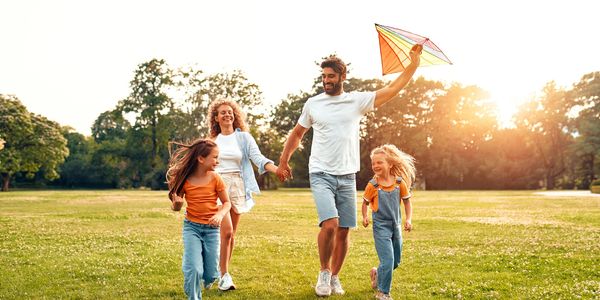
[361,144,415,300]
[167,139,231,300]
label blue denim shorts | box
[309,172,357,228]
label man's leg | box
[309,172,338,296]
[331,226,349,275]
[318,218,339,271]
[331,173,357,276]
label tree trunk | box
[1,174,9,191]
[546,173,555,190]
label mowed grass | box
[1,189,599,299]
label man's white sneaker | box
[330,275,345,295]
[315,270,332,296]
[218,272,236,291]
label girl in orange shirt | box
[167,139,231,300]
[361,144,414,300]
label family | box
[166,44,423,300]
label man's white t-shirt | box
[298,91,375,175]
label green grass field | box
[1,189,599,299]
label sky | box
[2,0,599,135]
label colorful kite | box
[375,23,452,75]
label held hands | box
[276,162,293,182]
[404,219,413,232]
[171,193,184,211]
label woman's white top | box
[214,133,243,173]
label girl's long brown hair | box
[207,99,248,138]
[166,139,217,200]
[371,144,416,188]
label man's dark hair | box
[320,55,347,76]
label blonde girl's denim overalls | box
[370,177,404,294]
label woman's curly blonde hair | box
[371,144,416,188]
[207,99,248,138]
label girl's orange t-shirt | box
[183,172,226,224]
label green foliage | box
[0,95,68,191]
[591,179,600,186]
[0,190,598,298]
[515,82,574,189]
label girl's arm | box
[361,200,370,227]
[208,190,232,227]
[170,193,184,211]
[403,198,412,232]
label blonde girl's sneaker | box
[218,272,236,291]
[370,267,377,289]
[315,270,332,296]
[375,290,393,300]
[330,275,345,295]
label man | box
[277,44,422,297]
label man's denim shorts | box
[309,172,357,228]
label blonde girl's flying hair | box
[370,144,416,188]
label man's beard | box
[324,81,342,95]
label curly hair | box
[207,99,248,138]
[321,55,347,76]
[166,139,217,200]
[371,144,416,188]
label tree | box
[119,59,174,168]
[570,72,600,188]
[515,82,573,189]
[422,84,496,189]
[0,95,68,191]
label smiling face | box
[198,147,220,171]
[215,104,235,127]
[371,152,391,178]
[322,67,344,96]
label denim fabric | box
[309,172,357,228]
[182,219,220,300]
[372,186,403,294]
[234,129,274,210]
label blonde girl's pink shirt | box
[183,172,226,224]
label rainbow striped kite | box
[375,23,452,75]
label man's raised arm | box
[374,44,423,108]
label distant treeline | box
[1,59,599,191]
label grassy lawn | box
[0,189,599,299]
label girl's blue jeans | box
[182,219,220,300]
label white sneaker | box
[330,275,345,295]
[218,272,236,291]
[375,290,393,300]
[315,270,332,296]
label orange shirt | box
[183,172,226,224]
[362,178,411,212]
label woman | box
[207,99,283,291]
